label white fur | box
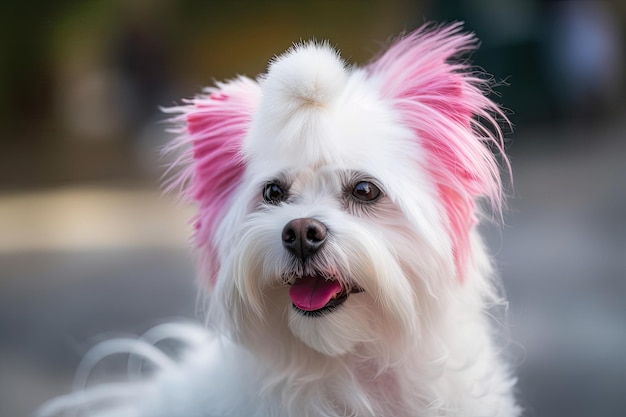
[38,41,520,417]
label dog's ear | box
[367,23,510,280]
[164,76,261,280]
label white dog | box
[39,23,520,417]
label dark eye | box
[352,181,381,202]
[263,183,285,204]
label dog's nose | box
[282,218,327,260]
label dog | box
[38,23,520,417]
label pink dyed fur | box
[366,23,510,280]
[165,76,260,284]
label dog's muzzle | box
[281,218,364,316]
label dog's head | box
[166,24,508,360]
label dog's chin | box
[287,294,370,356]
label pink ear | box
[367,23,510,281]
[164,76,261,284]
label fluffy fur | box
[38,23,520,417]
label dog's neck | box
[247,311,462,417]
[250,289,499,417]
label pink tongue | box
[289,276,342,311]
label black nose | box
[282,218,327,260]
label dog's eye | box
[263,183,285,204]
[352,181,381,202]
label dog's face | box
[168,25,507,360]
[227,73,441,357]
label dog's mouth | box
[288,275,363,316]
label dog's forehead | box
[243,42,418,177]
[278,167,342,199]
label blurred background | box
[1,1,625,416]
